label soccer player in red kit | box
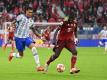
[44,15,80,74]
[3,26,15,52]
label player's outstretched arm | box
[30,26,41,38]
[11,20,16,28]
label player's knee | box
[31,47,38,55]
[53,53,60,59]
[29,42,35,49]
[72,50,77,55]
[53,47,56,52]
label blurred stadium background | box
[0,0,107,47]
[0,0,107,80]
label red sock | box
[12,43,15,52]
[71,56,77,69]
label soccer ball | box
[56,64,65,72]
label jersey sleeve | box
[16,14,23,21]
[30,19,35,28]
[31,20,35,27]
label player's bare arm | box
[11,20,16,27]
[30,26,41,38]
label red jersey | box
[9,32,14,38]
[58,21,77,41]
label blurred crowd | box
[0,0,107,34]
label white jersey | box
[99,30,107,39]
[15,14,34,38]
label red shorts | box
[53,40,76,53]
[8,36,14,41]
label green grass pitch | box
[0,47,107,80]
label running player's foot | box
[36,66,44,72]
[70,68,80,74]
[44,64,49,73]
[8,52,14,61]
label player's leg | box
[26,37,44,71]
[44,46,63,72]
[47,47,63,65]
[44,41,64,72]
[3,43,8,51]
[11,39,15,52]
[65,40,80,74]
[8,37,25,61]
[28,43,40,68]
[3,39,9,51]
[104,41,107,52]
[8,51,24,61]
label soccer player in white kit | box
[8,7,44,71]
[98,26,107,52]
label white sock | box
[105,42,107,52]
[12,52,21,58]
[32,47,40,67]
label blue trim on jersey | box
[15,37,34,52]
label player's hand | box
[74,38,79,45]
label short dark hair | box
[25,6,33,11]
[68,12,77,21]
